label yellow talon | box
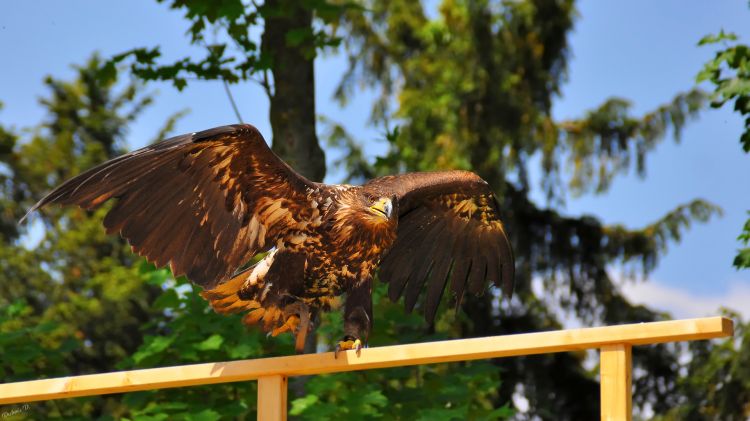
[334,338,363,358]
[270,314,300,337]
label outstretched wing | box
[365,170,514,323]
[24,124,315,289]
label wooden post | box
[257,375,287,421]
[600,344,632,421]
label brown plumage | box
[24,124,514,353]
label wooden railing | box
[0,316,733,421]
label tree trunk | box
[261,0,326,182]
[260,3,325,402]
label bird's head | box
[356,193,398,240]
[366,196,394,221]
[332,189,397,238]
[357,191,399,227]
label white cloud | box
[619,279,750,320]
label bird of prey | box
[24,124,514,354]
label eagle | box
[24,124,514,354]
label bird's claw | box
[334,338,362,359]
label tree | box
[696,29,750,270]
[1,1,732,419]
[653,310,750,421]
[648,20,750,421]
[327,0,720,418]
[0,55,184,419]
[104,0,336,182]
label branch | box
[556,89,708,195]
[222,79,244,123]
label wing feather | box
[382,211,440,302]
[26,124,315,288]
[368,171,515,321]
[404,215,449,312]
[479,231,501,284]
[448,230,471,305]
[467,255,488,295]
[423,253,452,323]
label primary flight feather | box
[25,124,515,353]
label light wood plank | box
[257,375,287,421]
[600,344,632,421]
[0,316,733,405]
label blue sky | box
[1,0,748,319]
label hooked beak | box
[370,198,393,219]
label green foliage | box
[669,22,750,419]
[291,284,513,420]
[697,30,750,152]
[319,115,376,182]
[559,90,706,196]
[698,29,738,46]
[654,310,750,421]
[0,55,184,420]
[0,299,78,382]
[100,0,353,90]
[698,26,750,271]
[122,270,293,369]
[604,199,723,274]
[734,214,750,269]
[112,274,276,420]
[290,362,512,420]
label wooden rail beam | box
[0,316,734,418]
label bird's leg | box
[293,303,311,353]
[276,296,313,354]
[335,277,372,358]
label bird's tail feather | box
[199,266,298,337]
[200,267,261,315]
